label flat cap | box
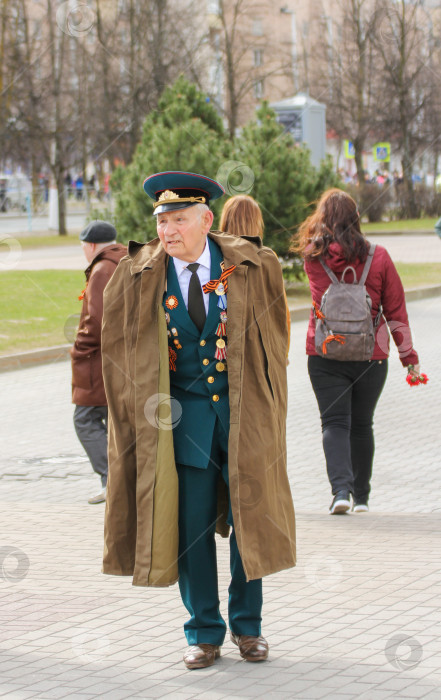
[80,220,117,243]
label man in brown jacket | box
[71,221,126,504]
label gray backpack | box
[314,243,381,361]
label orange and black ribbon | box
[202,264,236,294]
[169,346,177,372]
[78,281,88,301]
[312,300,326,321]
[322,334,346,355]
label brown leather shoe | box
[230,632,269,661]
[183,644,221,669]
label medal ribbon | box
[78,281,88,301]
[202,264,236,294]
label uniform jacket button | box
[212,394,219,402]
[207,376,214,384]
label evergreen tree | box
[232,103,339,257]
[112,77,230,243]
[112,84,339,262]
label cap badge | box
[153,190,206,209]
[158,189,179,202]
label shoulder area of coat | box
[84,243,127,276]
[125,231,278,275]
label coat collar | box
[128,231,262,275]
[84,243,126,276]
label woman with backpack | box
[292,188,421,514]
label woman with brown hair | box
[220,194,291,357]
[292,188,421,514]
[219,194,264,239]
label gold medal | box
[216,362,225,372]
[215,283,225,296]
[216,338,226,349]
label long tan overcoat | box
[101,231,296,587]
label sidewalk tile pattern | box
[0,298,440,698]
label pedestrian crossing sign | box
[373,143,391,162]
[344,140,355,159]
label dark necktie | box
[187,263,206,332]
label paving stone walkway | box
[0,297,440,699]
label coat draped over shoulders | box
[101,231,296,587]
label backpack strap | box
[319,257,339,284]
[320,242,376,286]
[358,243,376,286]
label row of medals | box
[165,283,228,373]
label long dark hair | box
[291,188,369,262]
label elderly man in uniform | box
[101,172,296,669]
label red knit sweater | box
[304,242,419,366]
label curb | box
[1,284,440,372]
[365,229,436,236]
[0,345,71,372]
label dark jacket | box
[71,243,127,405]
[304,242,419,366]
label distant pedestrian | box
[292,188,421,514]
[0,178,6,212]
[71,221,127,504]
[103,174,110,200]
[64,172,72,198]
[75,175,84,201]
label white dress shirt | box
[172,241,211,315]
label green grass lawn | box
[2,234,80,249]
[1,264,440,356]
[0,270,84,355]
[395,262,441,287]
[362,218,437,232]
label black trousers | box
[308,356,388,502]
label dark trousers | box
[308,356,388,502]
[73,405,108,487]
[176,420,262,646]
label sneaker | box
[329,491,351,514]
[353,502,369,513]
[88,487,106,504]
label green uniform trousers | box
[176,419,263,645]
